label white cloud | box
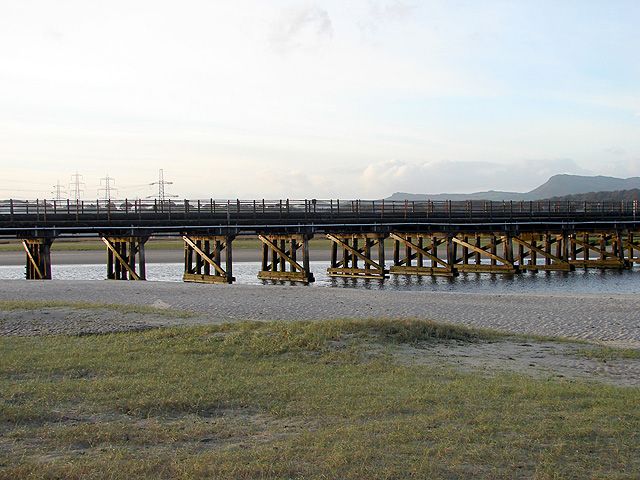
[269,5,333,53]
[359,158,593,196]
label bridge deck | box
[1,199,638,237]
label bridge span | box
[1,198,639,283]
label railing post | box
[9,199,13,221]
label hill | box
[386,174,640,201]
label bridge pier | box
[569,232,629,269]
[327,233,388,279]
[102,236,148,280]
[625,232,640,264]
[183,235,235,283]
[514,233,574,272]
[389,232,456,276]
[21,237,53,280]
[452,233,518,274]
[257,234,314,283]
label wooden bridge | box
[1,198,639,283]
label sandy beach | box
[1,279,638,347]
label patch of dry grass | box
[1,319,638,479]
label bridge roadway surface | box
[1,280,638,347]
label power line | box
[98,174,117,201]
[148,168,177,201]
[69,172,84,201]
[51,180,67,200]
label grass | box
[576,345,640,361]
[0,237,334,252]
[1,319,639,479]
[0,300,195,318]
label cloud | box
[367,0,416,21]
[359,158,592,196]
[605,147,626,156]
[269,5,333,53]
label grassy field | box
[0,237,333,252]
[1,319,639,479]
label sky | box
[0,0,639,199]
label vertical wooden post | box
[302,235,311,276]
[544,233,551,266]
[393,239,400,266]
[331,241,337,269]
[225,235,233,282]
[262,242,269,272]
[530,238,538,269]
[405,236,411,268]
[138,241,146,280]
[462,236,469,265]
[490,235,497,267]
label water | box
[1,261,639,294]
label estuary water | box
[1,261,639,295]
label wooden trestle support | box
[326,233,388,279]
[183,235,235,284]
[257,234,314,283]
[512,233,573,272]
[389,233,518,276]
[567,232,630,269]
[102,236,148,280]
[389,233,456,276]
[626,232,640,265]
[22,238,53,280]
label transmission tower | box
[148,169,177,201]
[69,172,84,201]
[98,174,117,201]
[51,180,67,200]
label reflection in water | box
[1,261,639,294]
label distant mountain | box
[546,188,640,203]
[386,174,640,201]
[528,175,640,199]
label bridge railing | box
[0,198,638,223]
